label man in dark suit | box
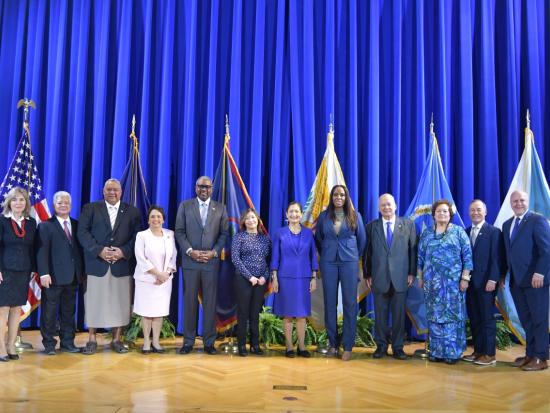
[77,179,141,355]
[462,199,505,365]
[503,190,550,371]
[175,176,228,355]
[364,193,417,360]
[37,191,84,355]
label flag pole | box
[14,98,37,352]
[413,116,434,360]
[218,115,239,354]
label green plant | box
[259,307,285,348]
[258,307,376,348]
[465,315,513,351]
[123,314,176,342]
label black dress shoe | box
[392,349,409,360]
[0,355,9,362]
[151,345,165,354]
[204,346,217,355]
[297,349,311,358]
[238,346,248,357]
[285,349,295,358]
[8,353,20,360]
[60,344,81,353]
[179,345,193,354]
[249,346,264,355]
[44,348,56,356]
[373,347,387,359]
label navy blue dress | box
[270,226,318,317]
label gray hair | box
[2,187,31,217]
[53,191,72,204]
[103,178,121,190]
[469,199,487,211]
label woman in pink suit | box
[133,206,177,354]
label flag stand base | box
[15,336,33,352]
[316,345,329,355]
[218,337,239,354]
[414,337,429,359]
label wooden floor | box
[1,331,549,413]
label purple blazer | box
[270,226,318,278]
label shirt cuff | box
[487,280,497,284]
[534,273,544,279]
[40,274,50,278]
[186,248,192,256]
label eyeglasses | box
[197,185,212,189]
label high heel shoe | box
[7,353,19,360]
[0,355,9,362]
[151,345,165,354]
[141,347,151,354]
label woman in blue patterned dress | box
[232,208,271,357]
[417,199,473,364]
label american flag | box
[0,121,51,320]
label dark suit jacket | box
[466,222,505,290]
[37,217,84,285]
[314,210,366,262]
[77,201,141,277]
[0,216,37,272]
[364,217,417,293]
[502,211,550,287]
[175,198,229,270]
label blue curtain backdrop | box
[0,0,548,331]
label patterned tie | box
[63,220,72,243]
[200,202,208,227]
[511,217,521,240]
[386,221,393,248]
[470,226,478,246]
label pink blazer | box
[133,228,177,284]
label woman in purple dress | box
[271,202,318,358]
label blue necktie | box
[200,203,208,227]
[386,222,393,248]
[511,217,521,240]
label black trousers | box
[234,275,267,347]
[182,269,218,347]
[40,281,78,349]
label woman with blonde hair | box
[0,187,37,362]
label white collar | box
[105,200,121,210]
[472,220,485,230]
[382,216,396,226]
[5,212,26,223]
[514,211,528,221]
[56,215,71,227]
[197,197,210,207]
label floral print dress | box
[418,224,473,360]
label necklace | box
[289,224,301,235]
[11,218,26,238]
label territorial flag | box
[302,121,367,329]
[120,115,151,223]
[404,119,464,334]
[0,119,51,321]
[211,119,266,332]
[493,111,550,343]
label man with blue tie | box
[503,190,550,371]
[462,200,505,365]
[175,176,228,355]
[364,193,417,360]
